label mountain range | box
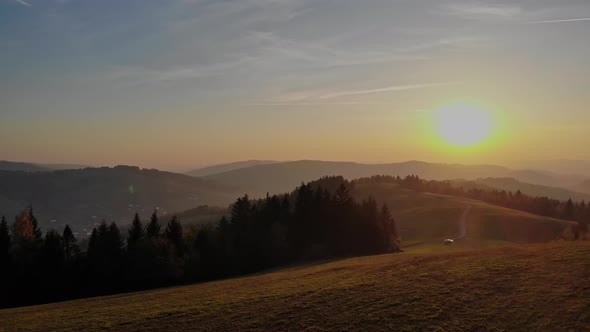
[194,160,589,198]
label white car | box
[444,239,454,245]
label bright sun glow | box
[434,104,493,146]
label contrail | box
[15,0,31,6]
[454,205,471,240]
[528,17,590,24]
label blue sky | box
[1,0,589,170]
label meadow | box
[2,241,589,331]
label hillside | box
[0,161,50,173]
[186,160,279,177]
[351,181,576,244]
[0,166,239,235]
[203,160,584,198]
[452,177,590,202]
[0,160,88,172]
[516,159,590,177]
[572,180,590,195]
[1,242,588,331]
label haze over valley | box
[1,0,589,330]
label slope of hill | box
[517,159,590,177]
[2,242,588,331]
[351,182,575,243]
[452,177,590,202]
[0,166,239,235]
[572,180,590,195]
[0,160,50,172]
[203,160,584,199]
[38,163,90,171]
[0,160,89,172]
[186,160,279,177]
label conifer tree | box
[564,198,575,220]
[28,207,42,241]
[42,230,65,265]
[127,213,145,247]
[379,204,399,251]
[0,216,10,262]
[107,222,124,257]
[146,210,161,238]
[62,225,79,260]
[165,216,183,256]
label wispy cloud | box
[15,0,31,7]
[527,17,590,24]
[317,82,460,99]
[443,2,523,21]
[261,81,460,106]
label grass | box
[2,241,589,331]
[353,182,576,243]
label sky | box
[1,0,589,171]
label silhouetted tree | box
[563,198,575,220]
[62,225,79,260]
[0,216,10,263]
[42,230,65,269]
[165,216,183,256]
[379,204,400,252]
[28,207,42,241]
[127,213,145,247]
[146,210,161,238]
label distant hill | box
[3,242,588,331]
[452,177,590,202]
[186,160,280,177]
[0,160,51,172]
[0,160,89,172]
[38,163,90,171]
[203,160,584,198]
[572,180,590,195]
[516,159,590,177]
[0,166,239,235]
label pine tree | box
[379,204,399,252]
[62,225,79,260]
[564,198,575,220]
[87,227,99,259]
[107,222,124,257]
[28,207,42,241]
[127,212,145,247]
[42,230,65,266]
[146,210,161,238]
[0,216,11,262]
[165,216,183,256]
[334,182,352,206]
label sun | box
[433,103,493,146]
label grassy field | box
[353,182,576,243]
[2,241,589,331]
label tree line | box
[356,175,590,236]
[0,177,399,308]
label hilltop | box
[1,241,588,331]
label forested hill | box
[202,160,587,198]
[0,166,239,234]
